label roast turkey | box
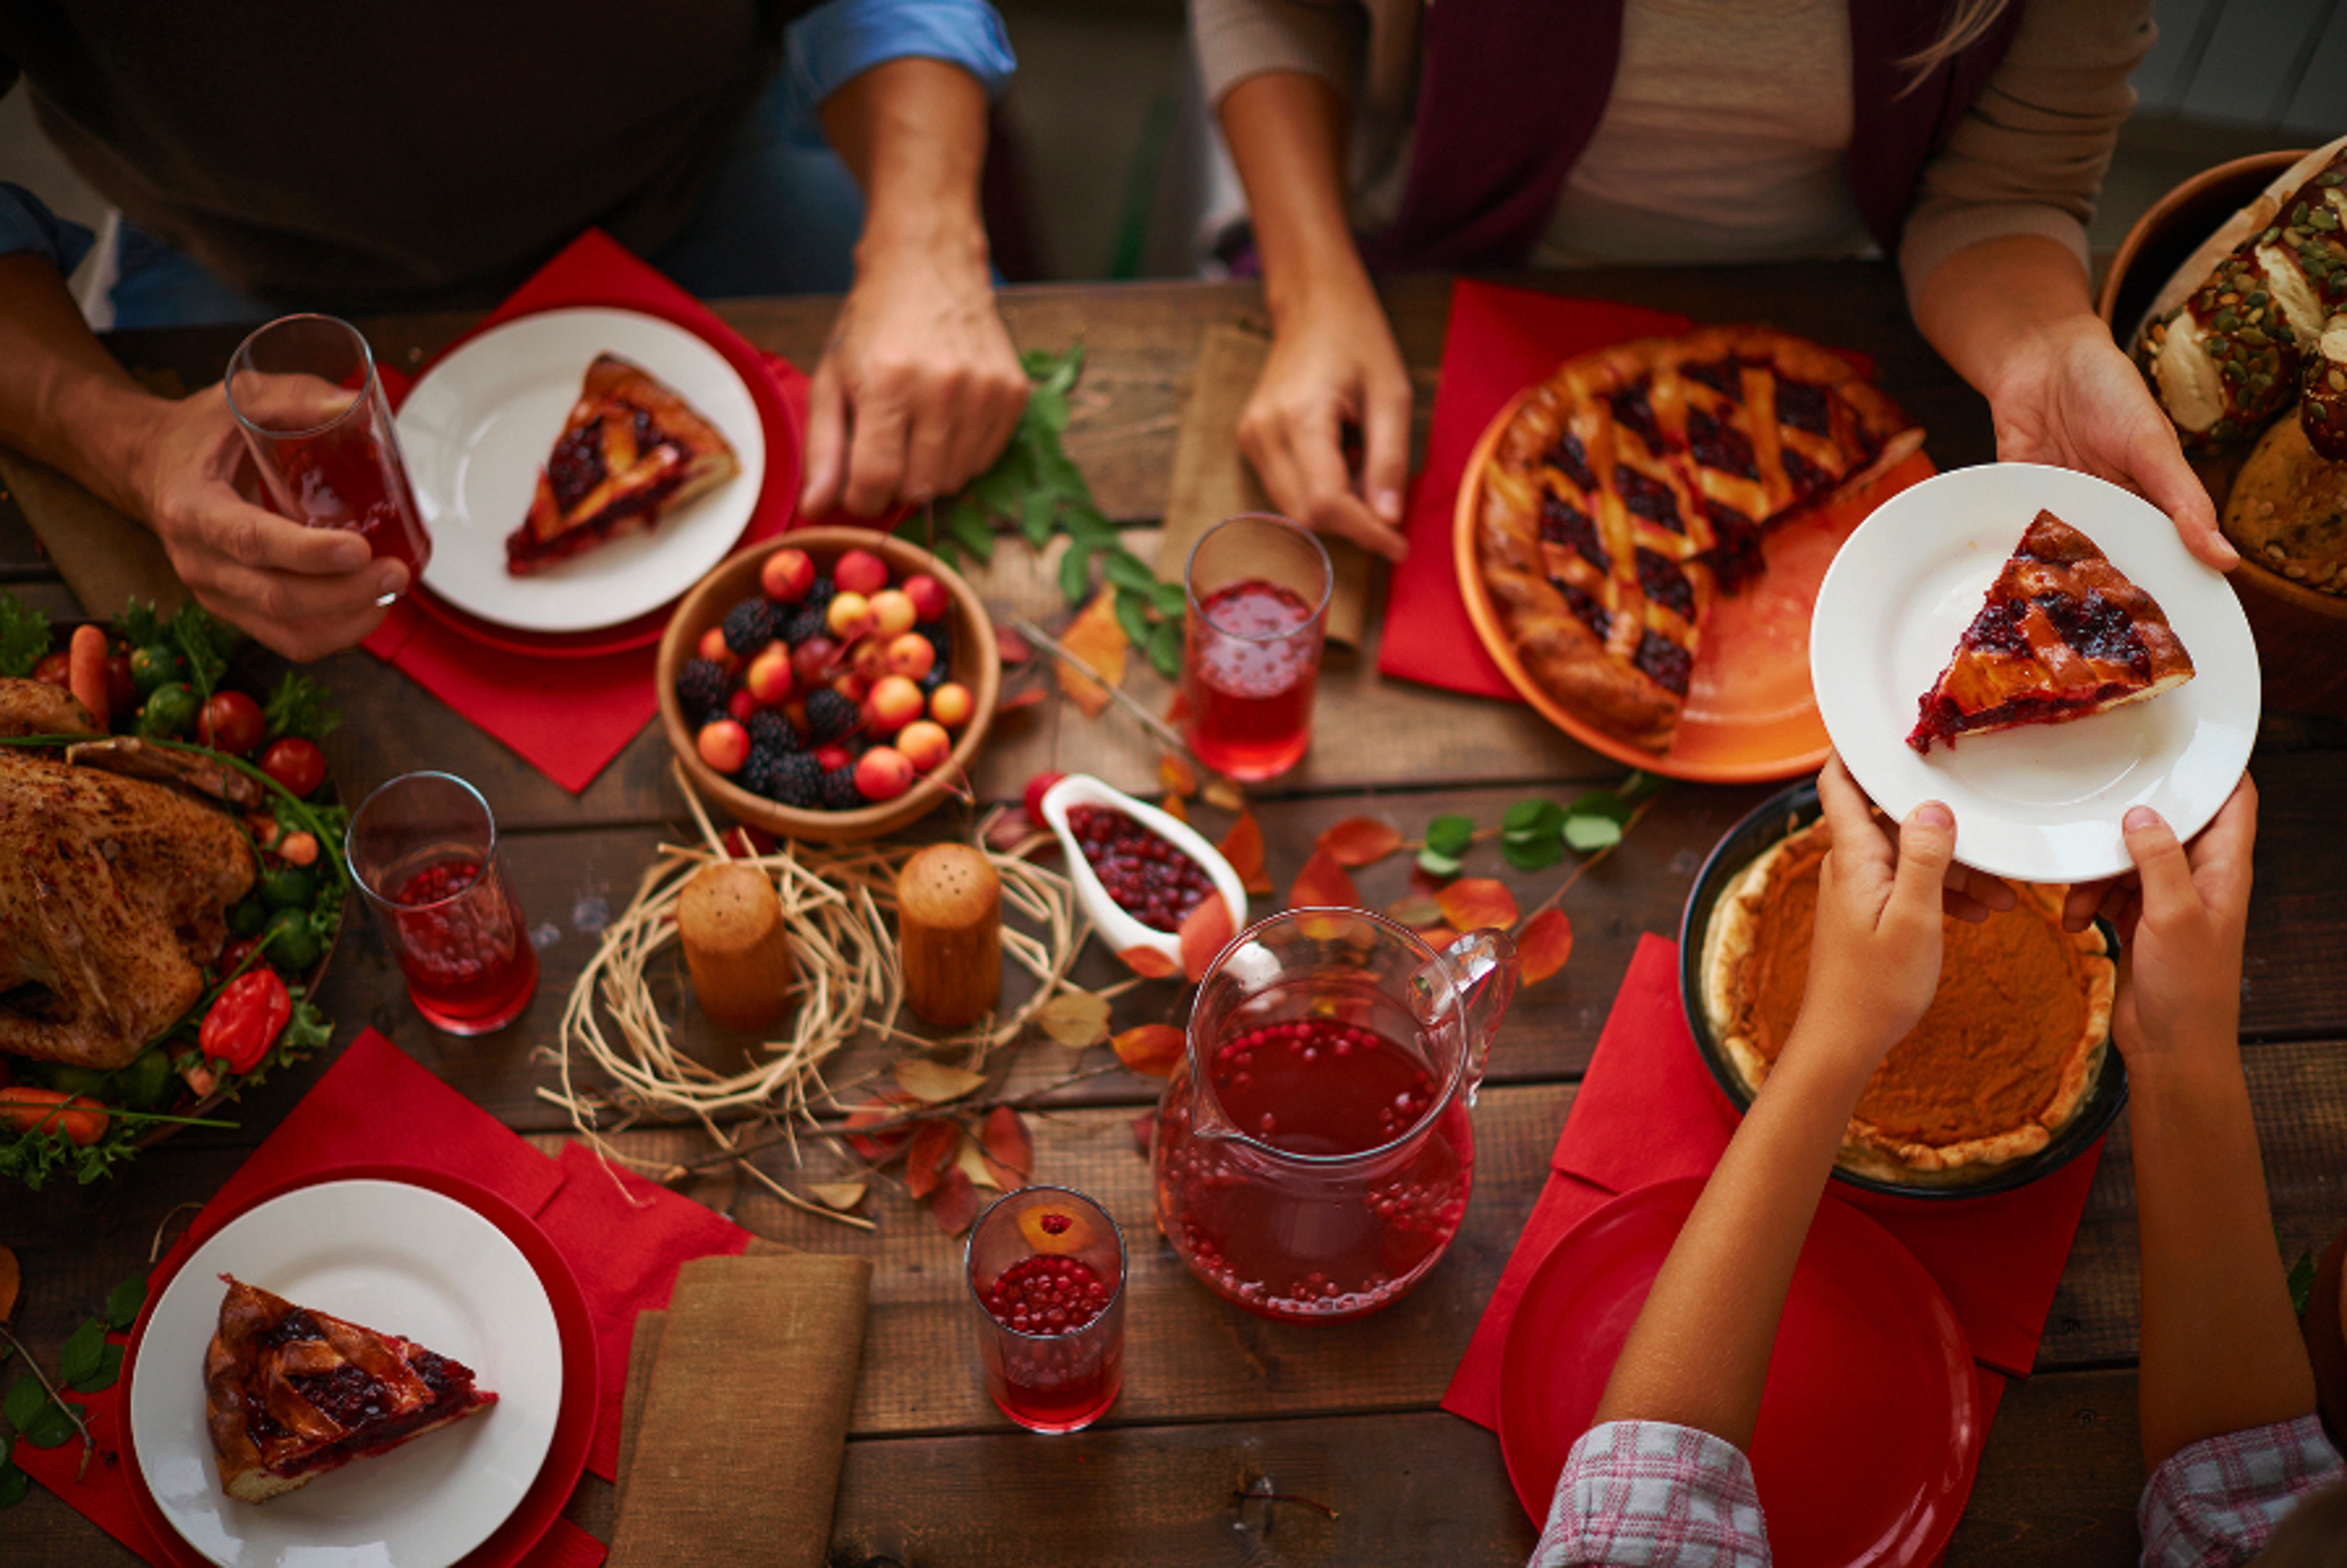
[0,679,257,1069]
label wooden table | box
[7,267,2343,1566]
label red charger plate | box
[119,1163,598,1568]
[1497,1176,1981,1567]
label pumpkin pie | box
[1700,815,2114,1184]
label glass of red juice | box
[965,1185,1126,1433]
[345,772,537,1035]
[1181,513,1332,781]
[225,313,432,596]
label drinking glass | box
[1181,513,1331,781]
[345,772,537,1035]
[965,1185,1126,1432]
[226,313,433,594]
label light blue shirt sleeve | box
[783,0,1015,142]
[0,181,95,277]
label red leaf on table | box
[993,620,1034,664]
[722,826,776,860]
[1163,687,1191,726]
[1316,817,1403,867]
[1113,1024,1186,1078]
[1219,811,1274,894]
[1161,791,1190,824]
[986,811,1039,852]
[1437,877,1519,932]
[905,1118,960,1200]
[1118,945,1180,980]
[843,1090,919,1162]
[1415,926,1459,951]
[928,1168,982,1236]
[1519,907,1575,985]
[1178,894,1236,983]
[1159,753,1198,798]
[980,1105,1034,1188]
[994,686,1047,714]
[1288,847,1361,911]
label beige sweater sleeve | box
[1898,0,2156,307]
[1189,0,1367,108]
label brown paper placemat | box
[0,447,186,619]
[608,1250,872,1568]
[1156,323,1375,650]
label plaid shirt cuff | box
[1531,1420,1771,1567]
[2139,1413,2345,1568]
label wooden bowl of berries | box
[658,529,1002,843]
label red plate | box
[120,1163,598,1568]
[1497,1176,1981,1567]
[405,582,672,659]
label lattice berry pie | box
[1906,510,2195,754]
[1477,326,1920,751]
[506,353,740,576]
[204,1274,497,1503]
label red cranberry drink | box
[227,313,433,589]
[346,773,538,1035]
[1181,515,1331,782]
[966,1187,1126,1433]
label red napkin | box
[362,230,812,793]
[1445,932,2099,1431]
[21,1028,761,1564]
[1378,280,1690,696]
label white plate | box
[401,307,766,633]
[1811,463,2258,883]
[128,1179,564,1567]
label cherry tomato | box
[259,737,328,797]
[199,690,266,755]
[106,653,136,718]
[32,650,68,687]
[199,969,293,1074]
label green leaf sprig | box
[0,592,50,680]
[0,1269,145,1500]
[1417,771,1667,877]
[902,345,1186,679]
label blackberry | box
[804,576,837,612]
[737,747,779,798]
[674,658,731,724]
[819,764,864,810]
[917,665,947,695]
[804,687,858,743]
[917,621,952,664]
[721,598,777,656]
[778,604,828,646]
[746,708,799,755]
[769,753,825,808]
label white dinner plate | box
[1810,463,2258,883]
[401,307,766,633]
[127,1179,564,1567]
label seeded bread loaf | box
[2304,315,2347,461]
[2222,415,2347,597]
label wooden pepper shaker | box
[896,844,1002,1028]
[677,863,795,1033]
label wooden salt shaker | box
[677,863,794,1033]
[896,844,1002,1028]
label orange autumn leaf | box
[842,1091,918,1162]
[0,1242,17,1323]
[1218,811,1272,894]
[1118,945,1179,980]
[980,1105,1034,1189]
[1053,590,1128,717]
[1113,1023,1186,1077]
[1316,816,1403,867]
[1161,791,1189,824]
[1159,752,1198,798]
[928,1167,982,1236]
[993,620,1034,664]
[1416,926,1459,951]
[1178,893,1236,983]
[1201,775,1245,813]
[1436,877,1519,932]
[994,686,1047,714]
[1163,687,1192,726]
[1288,847,1361,911]
[905,1118,960,1200]
[1518,907,1576,985]
[1385,893,1444,930]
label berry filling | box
[1065,804,1217,932]
[982,1251,1111,1336]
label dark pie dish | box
[1675,780,2128,1200]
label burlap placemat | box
[0,447,186,619]
[1155,323,1376,650]
[608,1250,872,1568]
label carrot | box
[0,1088,110,1146]
[68,623,110,730]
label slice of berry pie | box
[505,353,740,576]
[1906,510,2195,754]
[204,1274,498,1503]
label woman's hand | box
[2098,780,2257,1071]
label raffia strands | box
[543,767,1089,1226]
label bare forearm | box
[1911,233,2098,405]
[2129,1052,2318,1469]
[1593,1028,1873,1448]
[821,57,992,275]
[1218,71,1372,325]
[0,252,164,518]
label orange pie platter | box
[1452,389,1936,783]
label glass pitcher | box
[1151,907,1518,1322]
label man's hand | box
[1236,275,1412,563]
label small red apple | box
[896,719,952,773]
[697,719,750,774]
[834,548,889,597]
[854,745,914,801]
[868,588,917,639]
[760,547,816,603]
[928,680,974,728]
[902,573,950,623]
[744,644,795,705]
[866,674,925,733]
[833,670,872,703]
[814,743,856,771]
[790,634,841,686]
[883,632,936,680]
[1022,771,1066,824]
[850,637,893,683]
[725,689,756,723]
[697,626,735,667]
[825,590,875,640]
